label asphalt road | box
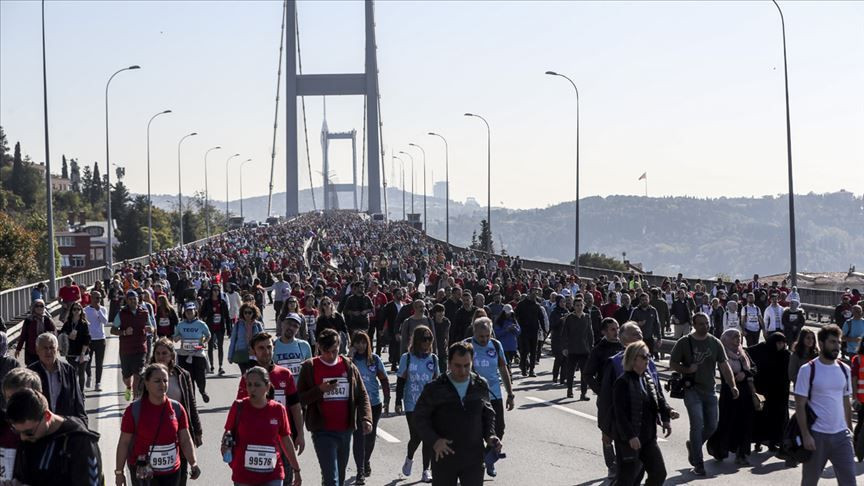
[87,305,864,486]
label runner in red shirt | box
[116,363,200,485]
[222,367,302,486]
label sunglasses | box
[13,416,44,438]
[33,304,45,309]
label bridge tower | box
[321,109,359,211]
[285,0,381,217]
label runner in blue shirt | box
[465,317,515,477]
[172,302,211,403]
[349,331,391,484]
[273,313,312,383]
[396,325,439,483]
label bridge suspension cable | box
[295,2,317,211]
[266,0,288,218]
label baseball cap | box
[502,304,513,314]
[125,290,138,298]
[184,302,197,311]
[283,313,303,326]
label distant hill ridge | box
[144,189,863,278]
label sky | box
[1,0,862,211]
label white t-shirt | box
[793,359,852,434]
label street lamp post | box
[104,64,140,268]
[398,151,415,216]
[239,158,253,219]
[40,0,56,299]
[546,70,581,275]
[225,153,240,218]
[428,132,450,245]
[393,155,405,220]
[177,132,197,246]
[772,0,798,287]
[203,146,222,238]
[408,143,427,233]
[146,109,171,256]
[464,113,491,252]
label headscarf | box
[721,328,750,374]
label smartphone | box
[327,379,338,385]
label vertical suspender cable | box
[359,96,367,212]
[296,3,317,210]
[266,0,287,218]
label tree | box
[81,165,93,201]
[8,144,41,207]
[90,162,102,206]
[572,252,628,271]
[22,212,61,279]
[0,126,10,168]
[61,155,68,179]
[70,158,81,193]
[477,219,494,253]
[0,212,40,288]
[470,230,478,250]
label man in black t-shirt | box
[342,281,374,334]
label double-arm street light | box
[428,132,450,245]
[203,146,222,237]
[177,132,197,246]
[239,158,253,219]
[105,64,140,268]
[546,70,581,275]
[225,153,241,218]
[398,151,415,216]
[771,0,798,287]
[146,109,171,256]
[464,113,491,252]
[408,143,427,233]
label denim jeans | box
[801,429,856,486]
[312,430,352,486]
[683,387,719,466]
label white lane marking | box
[524,396,667,442]
[376,427,401,443]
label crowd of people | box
[3,210,862,485]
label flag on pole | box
[638,172,647,181]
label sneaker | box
[486,462,497,477]
[421,469,432,483]
[218,368,226,376]
[692,463,706,476]
[528,370,536,378]
[202,393,210,403]
[124,387,132,401]
[401,457,413,477]
[95,383,102,392]
[355,475,366,485]
[209,366,215,374]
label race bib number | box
[274,389,286,406]
[0,447,15,481]
[789,314,798,322]
[159,318,170,327]
[181,339,199,352]
[323,377,349,401]
[213,314,222,324]
[149,444,177,472]
[280,359,302,376]
[244,444,277,473]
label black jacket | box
[13,416,102,486]
[612,370,670,443]
[413,372,496,471]
[561,313,594,356]
[583,338,624,394]
[28,360,87,425]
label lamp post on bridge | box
[225,153,240,219]
[771,0,798,287]
[464,112,492,252]
[203,145,222,238]
[393,155,406,220]
[104,64,140,268]
[146,109,172,256]
[398,151,415,217]
[40,0,56,298]
[427,132,450,246]
[239,158,253,220]
[177,132,197,246]
[545,70,581,276]
[408,143,427,233]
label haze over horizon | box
[2,1,862,210]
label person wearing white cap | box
[173,301,211,403]
[274,313,312,384]
[15,299,56,366]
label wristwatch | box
[114,469,124,475]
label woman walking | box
[707,328,757,465]
[60,303,91,392]
[395,325,439,483]
[349,331,390,484]
[173,303,211,404]
[228,303,264,375]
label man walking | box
[413,342,502,486]
[794,324,856,486]
[561,299,594,400]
